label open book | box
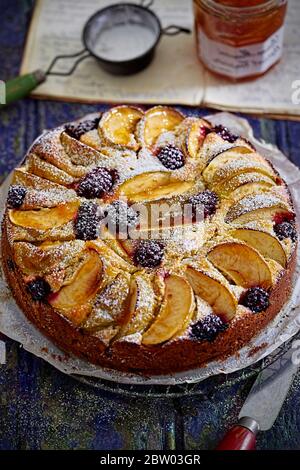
[21,0,300,118]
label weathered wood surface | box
[1,0,300,450]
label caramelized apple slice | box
[120,171,171,196]
[203,150,276,186]
[231,228,287,267]
[26,154,75,186]
[84,272,131,331]
[99,106,143,150]
[9,201,79,230]
[218,172,275,197]
[174,118,211,159]
[12,168,67,191]
[230,181,275,201]
[186,120,210,158]
[101,226,132,261]
[225,194,292,224]
[142,275,195,345]
[86,239,135,273]
[138,106,184,148]
[80,129,102,150]
[208,242,272,289]
[13,240,85,275]
[185,267,236,321]
[119,171,193,202]
[129,181,194,203]
[48,250,103,324]
[119,272,156,337]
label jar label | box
[198,26,285,79]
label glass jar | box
[193,0,288,81]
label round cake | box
[1,106,297,374]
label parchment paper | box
[1,112,300,385]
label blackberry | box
[241,287,270,313]
[27,278,51,301]
[7,259,15,272]
[65,117,100,140]
[213,125,238,143]
[74,202,102,240]
[134,240,164,268]
[274,221,297,242]
[7,185,27,208]
[105,200,139,234]
[157,145,185,170]
[190,314,228,342]
[77,167,116,199]
[189,190,219,218]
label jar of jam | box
[193,0,288,81]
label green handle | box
[2,70,46,105]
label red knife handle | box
[216,417,259,450]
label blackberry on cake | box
[134,240,164,268]
[190,314,228,342]
[27,278,51,301]
[274,221,297,242]
[7,185,27,208]
[189,190,218,218]
[65,117,100,140]
[157,145,185,169]
[212,124,238,143]
[241,287,270,313]
[74,202,102,240]
[76,167,116,199]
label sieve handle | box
[1,70,46,106]
[45,49,91,76]
[162,25,191,36]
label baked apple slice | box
[137,106,184,148]
[225,194,292,224]
[208,242,273,289]
[185,267,236,321]
[84,272,131,332]
[26,154,76,186]
[9,200,79,230]
[48,250,103,325]
[119,272,156,337]
[80,129,102,151]
[101,226,132,261]
[231,228,287,267]
[230,181,275,201]
[13,240,85,275]
[203,150,276,187]
[218,172,275,197]
[185,119,211,158]
[200,135,254,171]
[99,106,143,150]
[86,239,135,273]
[12,168,67,191]
[119,171,193,202]
[60,130,102,167]
[142,274,195,345]
[174,117,211,159]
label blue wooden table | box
[1,0,300,450]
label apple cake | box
[1,106,297,374]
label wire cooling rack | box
[72,330,300,398]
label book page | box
[203,0,300,117]
[21,0,205,105]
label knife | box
[216,340,300,450]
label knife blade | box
[216,339,300,450]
